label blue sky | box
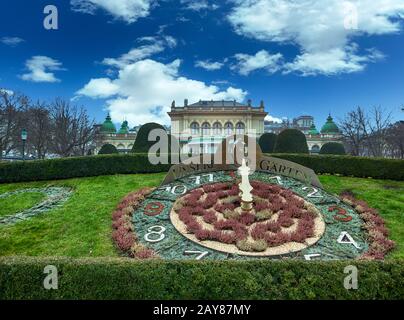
[1,0,404,128]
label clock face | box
[132,170,369,261]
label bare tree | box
[338,107,368,156]
[365,107,392,157]
[386,121,404,159]
[339,106,393,157]
[27,101,52,159]
[74,108,95,156]
[49,98,95,157]
[0,91,29,157]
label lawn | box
[0,173,402,259]
[0,191,46,218]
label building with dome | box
[93,114,137,154]
[264,114,343,153]
[305,115,343,153]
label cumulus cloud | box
[265,115,283,123]
[181,0,219,11]
[20,56,65,83]
[195,60,224,71]
[77,58,247,125]
[232,50,283,75]
[0,89,14,95]
[1,37,24,47]
[70,0,154,23]
[229,0,404,75]
[102,36,176,68]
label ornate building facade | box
[93,114,137,154]
[168,99,267,153]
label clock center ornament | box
[238,159,254,212]
[112,135,395,261]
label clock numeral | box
[144,202,164,216]
[328,206,352,222]
[302,186,323,198]
[268,176,282,185]
[158,185,187,195]
[304,253,321,260]
[337,231,361,249]
[192,173,214,185]
[184,250,209,260]
[144,225,166,243]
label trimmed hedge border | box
[270,153,404,181]
[0,257,404,299]
[0,153,403,184]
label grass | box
[0,173,165,257]
[0,173,402,259]
[0,192,46,218]
[320,175,404,259]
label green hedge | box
[270,154,404,181]
[0,154,171,183]
[0,153,403,184]
[1,257,403,299]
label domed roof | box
[321,115,339,134]
[100,114,116,134]
[118,120,129,134]
[308,124,320,135]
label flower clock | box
[112,164,394,261]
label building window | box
[213,122,222,135]
[202,122,211,135]
[190,122,200,135]
[224,122,233,136]
[236,122,245,135]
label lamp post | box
[21,129,27,161]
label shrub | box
[98,144,119,155]
[258,133,278,153]
[0,154,171,184]
[131,122,166,153]
[1,257,404,300]
[274,129,309,154]
[320,142,346,155]
[269,153,404,181]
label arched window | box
[213,122,222,135]
[190,122,200,135]
[202,122,211,136]
[311,145,320,153]
[236,122,245,135]
[224,122,233,136]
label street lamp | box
[21,129,27,161]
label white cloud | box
[70,0,154,23]
[232,50,283,75]
[77,58,247,125]
[265,115,283,123]
[181,0,219,11]
[20,56,65,83]
[229,0,404,75]
[0,89,14,95]
[1,37,24,47]
[102,36,176,68]
[195,60,224,71]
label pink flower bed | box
[111,187,157,259]
[174,181,319,251]
[340,191,395,260]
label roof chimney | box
[247,99,252,107]
[260,100,265,108]
[184,99,188,107]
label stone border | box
[0,187,73,226]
